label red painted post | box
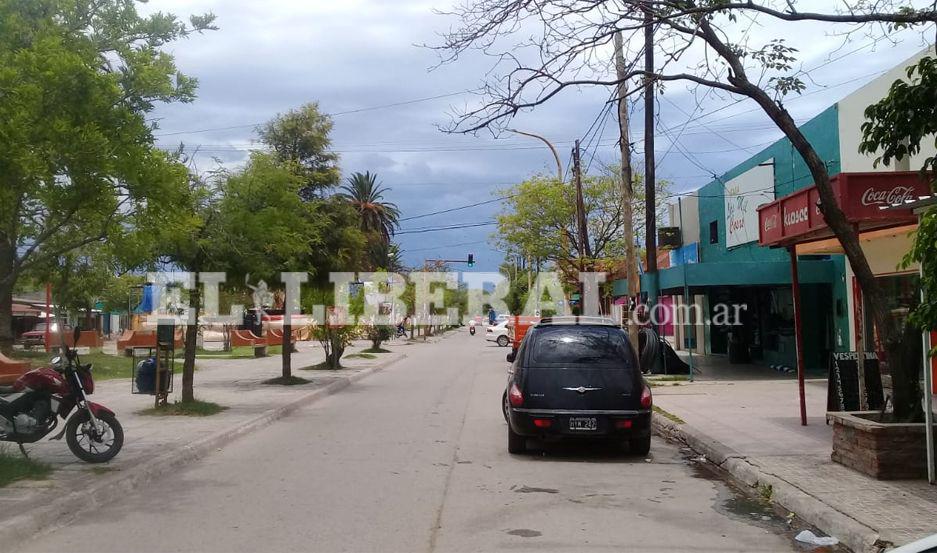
[44,282,51,353]
[788,246,808,426]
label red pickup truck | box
[19,322,72,348]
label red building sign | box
[757,172,932,247]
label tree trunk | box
[740,81,919,420]
[182,280,200,403]
[282,287,291,379]
[0,283,12,355]
[0,241,15,355]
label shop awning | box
[757,171,932,247]
[12,303,40,316]
[651,259,835,293]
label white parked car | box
[485,321,511,347]
[887,533,937,552]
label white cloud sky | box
[144,0,934,270]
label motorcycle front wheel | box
[65,410,124,463]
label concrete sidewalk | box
[0,335,422,546]
[652,376,937,552]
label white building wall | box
[667,195,700,245]
[838,46,937,172]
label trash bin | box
[135,357,157,394]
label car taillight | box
[640,385,652,409]
[533,418,552,428]
[615,419,633,429]
[508,382,524,407]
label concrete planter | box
[828,411,934,479]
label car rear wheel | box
[628,435,651,456]
[501,390,510,422]
[497,335,509,347]
[507,425,526,454]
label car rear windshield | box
[528,326,634,368]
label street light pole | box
[506,129,563,181]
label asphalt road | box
[17,331,805,553]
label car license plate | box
[568,417,597,431]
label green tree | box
[154,166,223,403]
[30,244,131,328]
[861,55,937,420]
[0,0,215,353]
[340,171,401,270]
[218,153,325,382]
[340,172,401,243]
[494,170,667,277]
[258,102,340,199]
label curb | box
[652,416,886,553]
[1,353,407,550]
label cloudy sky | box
[146,1,933,271]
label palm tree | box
[339,172,400,243]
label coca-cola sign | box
[860,185,915,207]
[763,213,779,232]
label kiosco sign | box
[757,172,930,247]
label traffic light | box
[467,253,475,267]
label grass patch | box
[139,399,227,417]
[0,447,52,488]
[345,353,376,360]
[262,375,312,386]
[361,347,391,353]
[757,482,774,502]
[15,349,179,381]
[648,381,683,387]
[647,375,689,382]
[183,345,282,359]
[653,405,686,425]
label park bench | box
[0,353,30,385]
[231,329,267,358]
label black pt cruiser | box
[502,317,652,455]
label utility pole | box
[643,7,659,313]
[572,140,590,260]
[614,32,640,350]
[572,140,591,313]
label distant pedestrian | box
[488,308,496,326]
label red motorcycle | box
[0,326,123,463]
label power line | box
[402,239,490,253]
[399,195,514,222]
[396,221,498,235]
[154,89,478,137]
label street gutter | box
[652,416,888,553]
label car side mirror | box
[506,351,516,363]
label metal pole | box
[917,208,935,483]
[679,198,694,382]
[789,246,808,426]
[922,314,935,484]
[506,129,563,181]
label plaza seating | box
[0,353,30,385]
